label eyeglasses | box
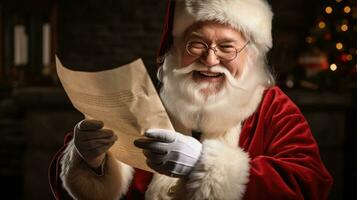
[186,40,250,62]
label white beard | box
[159,50,270,138]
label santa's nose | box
[200,49,220,67]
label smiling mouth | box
[192,70,224,82]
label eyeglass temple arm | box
[238,41,250,53]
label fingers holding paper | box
[74,119,118,169]
[134,128,202,178]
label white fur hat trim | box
[172,0,273,53]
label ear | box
[157,65,163,82]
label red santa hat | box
[157,0,273,65]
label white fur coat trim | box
[173,0,273,53]
[60,140,134,200]
[185,139,250,200]
[145,174,181,200]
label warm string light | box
[341,24,349,31]
[347,54,353,61]
[336,0,342,3]
[318,21,326,29]
[325,6,333,14]
[330,64,338,71]
[336,42,344,50]
[344,6,351,14]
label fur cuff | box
[186,139,250,200]
[60,140,134,200]
[145,174,181,200]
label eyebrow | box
[188,32,239,43]
[191,32,204,38]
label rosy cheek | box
[226,62,240,79]
[181,54,197,68]
[234,63,246,79]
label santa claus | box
[49,0,333,199]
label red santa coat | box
[240,87,333,199]
[49,86,333,199]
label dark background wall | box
[57,0,167,78]
[0,0,355,199]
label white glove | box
[134,128,202,177]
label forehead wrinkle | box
[187,32,205,41]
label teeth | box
[199,71,222,77]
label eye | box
[187,41,207,56]
[188,41,206,49]
[218,44,236,53]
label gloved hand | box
[73,119,118,170]
[134,129,202,177]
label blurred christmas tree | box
[296,0,357,90]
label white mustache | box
[173,63,247,91]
